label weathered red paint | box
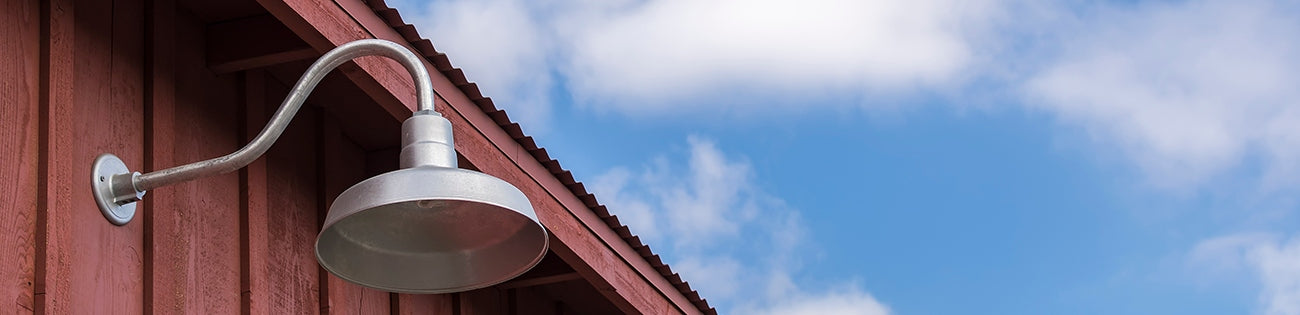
[394,292,455,315]
[239,69,273,315]
[262,73,323,313]
[145,5,246,312]
[1,0,40,312]
[37,0,148,312]
[142,0,177,312]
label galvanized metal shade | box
[315,166,548,294]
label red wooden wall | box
[1,0,628,313]
[1,0,40,311]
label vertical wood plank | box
[393,293,455,315]
[0,0,41,312]
[243,69,325,313]
[318,115,391,314]
[146,5,243,313]
[240,70,271,315]
[460,288,505,315]
[33,0,72,312]
[262,76,321,313]
[38,0,146,312]
[141,0,173,312]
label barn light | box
[91,39,548,293]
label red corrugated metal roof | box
[363,1,715,313]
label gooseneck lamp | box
[91,39,549,293]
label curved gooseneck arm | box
[137,39,435,191]
[93,39,438,225]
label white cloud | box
[560,0,1002,111]
[744,288,890,315]
[394,0,1008,122]
[1024,0,1300,190]
[672,256,745,300]
[591,136,887,314]
[398,0,554,132]
[590,167,660,239]
[659,136,754,245]
[1254,239,1300,315]
[592,136,755,248]
[1191,233,1300,315]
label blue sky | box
[387,0,1300,313]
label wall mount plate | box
[92,154,137,226]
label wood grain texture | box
[1,0,41,312]
[318,115,390,314]
[145,5,243,313]
[393,293,454,315]
[33,0,73,312]
[38,0,147,312]
[141,0,175,313]
[261,74,322,313]
[240,70,272,315]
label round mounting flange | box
[92,154,139,226]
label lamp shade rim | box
[316,225,549,294]
[315,165,549,293]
